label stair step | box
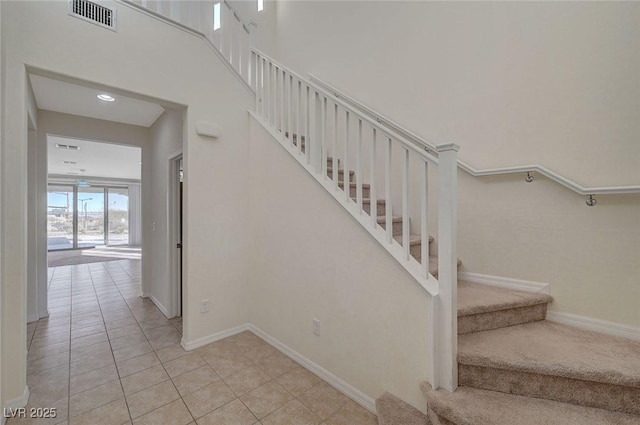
[361,198,386,216]
[339,182,371,198]
[376,392,431,425]
[327,168,356,180]
[457,282,552,334]
[391,234,457,275]
[377,215,403,236]
[423,386,640,425]
[458,320,640,415]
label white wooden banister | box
[436,143,459,392]
[250,49,457,392]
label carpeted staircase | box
[375,282,640,425]
[292,134,640,425]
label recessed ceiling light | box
[97,94,115,102]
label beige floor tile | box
[70,332,108,349]
[28,364,69,388]
[116,352,160,378]
[149,333,182,350]
[207,354,255,379]
[132,399,193,425]
[143,325,180,342]
[107,324,143,340]
[240,382,293,419]
[69,398,130,425]
[321,400,377,425]
[27,340,70,361]
[163,353,206,378]
[69,380,124,417]
[71,324,106,340]
[138,317,172,331]
[275,366,322,396]
[125,380,180,419]
[261,400,321,425]
[113,341,153,362]
[195,399,257,425]
[182,380,236,419]
[298,382,350,420]
[70,351,115,377]
[105,317,138,331]
[70,363,120,395]
[172,365,220,397]
[28,377,69,405]
[109,333,148,351]
[70,341,112,362]
[27,352,70,374]
[155,343,189,363]
[223,366,272,396]
[252,351,298,379]
[121,364,169,396]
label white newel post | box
[436,143,459,392]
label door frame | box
[168,150,183,318]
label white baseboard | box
[4,386,30,411]
[458,271,550,294]
[248,325,377,414]
[547,311,640,341]
[141,293,171,319]
[180,323,376,414]
[181,324,251,351]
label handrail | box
[251,49,441,166]
[309,74,640,197]
[223,0,253,34]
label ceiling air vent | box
[68,0,117,31]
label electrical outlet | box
[200,299,209,314]
[152,222,156,232]
[313,318,321,336]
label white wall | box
[248,117,431,411]
[1,0,253,403]
[145,109,183,315]
[270,1,640,327]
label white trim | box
[141,293,171,319]
[547,312,640,341]
[248,325,377,414]
[181,324,251,351]
[307,74,640,196]
[458,271,550,295]
[4,386,30,410]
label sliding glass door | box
[47,184,130,250]
[47,185,75,250]
[77,187,105,248]
[108,188,129,246]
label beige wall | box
[1,0,253,402]
[248,117,431,411]
[271,1,640,327]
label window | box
[213,2,221,30]
[258,0,264,12]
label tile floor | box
[12,259,378,425]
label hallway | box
[14,260,377,425]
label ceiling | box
[48,136,141,181]
[30,74,165,127]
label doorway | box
[169,153,184,318]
